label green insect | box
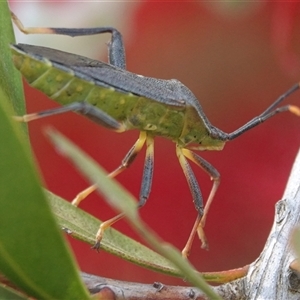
[11,12,300,257]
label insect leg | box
[176,146,220,257]
[11,11,126,69]
[14,102,123,131]
[93,133,154,250]
[176,147,203,255]
[138,135,154,208]
[72,131,148,206]
[227,83,300,140]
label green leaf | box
[47,190,183,276]
[0,3,90,299]
[47,128,221,299]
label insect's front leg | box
[93,133,154,250]
[227,83,300,140]
[11,11,126,69]
[176,146,220,257]
[72,131,148,206]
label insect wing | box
[13,44,186,108]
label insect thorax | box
[176,106,226,151]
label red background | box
[10,1,300,286]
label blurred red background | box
[9,1,300,286]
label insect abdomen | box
[12,46,138,120]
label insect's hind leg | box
[176,146,220,257]
[93,133,154,250]
[11,11,126,69]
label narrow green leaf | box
[0,3,90,299]
[47,190,183,276]
[47,128,221,299]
